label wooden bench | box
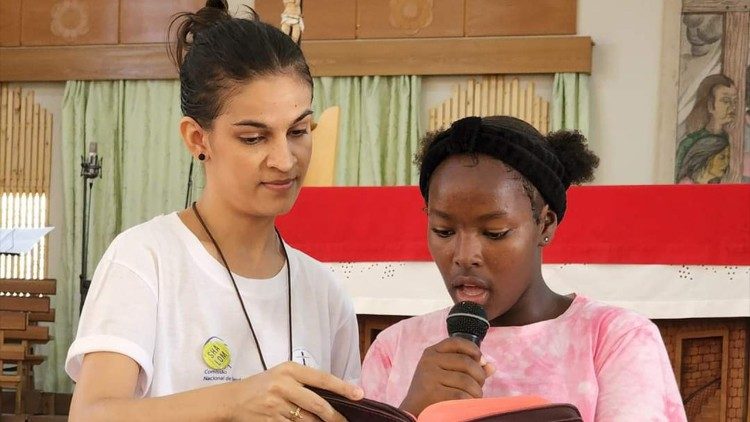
[0,278,56,415]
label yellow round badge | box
[202,337,231,370]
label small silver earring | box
[543,236,550,243]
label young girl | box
[65,2,362,421]
[360,116,686,421]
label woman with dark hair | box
[676,135,730,184]
[360,116,686,421]
[65,1,362,421]
[675,73,736,178]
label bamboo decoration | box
[0,84,52,280]
[428,76,550,134]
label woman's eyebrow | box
[232,109,313,128]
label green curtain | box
[551,73,590,136]
[40,80,192,392]
[312,76,422,185]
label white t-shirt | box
[66,213,361,397]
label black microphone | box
[446,301,490,347]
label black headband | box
[419,116,570,221]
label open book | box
[310,387,582,422]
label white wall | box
[580,0,679,184]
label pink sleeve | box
[360,336,393,402]
[594,322,687,421]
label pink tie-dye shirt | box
[361,295,686,421]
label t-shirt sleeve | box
[65,254,158,398]
[360,335,394,402]
[594,321,687,421]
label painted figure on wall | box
[675,74,737,182]
[676,10,748,184]
[676,133,730,183]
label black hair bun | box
[205,0,228,10]
[546,130,599,185]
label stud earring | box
[543,236,550,243]
[198,153,206,161]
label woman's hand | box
[399,338,494,417]
[70,353,361,422]
[227,361,363,421]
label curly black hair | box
[415,116,599,223]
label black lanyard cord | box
[191,202,292,371]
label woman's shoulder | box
[568,295,662,357]
[570,295,655,332]
[102,213,183,263]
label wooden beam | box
[682,0,750,12]
[2,325,49,342]
[0,44,178,81]
[0,279,56,295]
[0,36,593,81]
[721,12,749,183]
[28,309,55,323]
[0,297,50,313]
[302,37,593,76]
[0,311,26,330]
[465,0,577,37]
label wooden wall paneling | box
[283,36,592,76]
[0,297,50,313]
[0,85,8,191]
[0,44,178,81]
[20,0,119,46]
[30,103,39,193]
[488,76,497,115]
[525,83,534,122]
[0,0,22,46]
[721,12,749,183]
[254,0,356,40]
[0,36,592,81]
[495,76,504,114]
[428,76,550,132]
[451,85,459,122]
[22,93,33,192]
[465,0,577,37]
[120,0,205,44]
[42,110,52,194]
[252,0,285,29]
[683,0,750,12]
[10,89,21,192]
[357,0,464,39]
[503,78,511,115]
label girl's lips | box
[454,285,490,305]
[261,178,296,191]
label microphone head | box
[447,301,490,345]
[88,142,98,155]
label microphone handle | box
[450,332,481,347]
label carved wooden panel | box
[428,76,550,134]
[465,0,577,37]
[120,0,205,44]
[721,12,749,183]
[254,0,357,40]
[357,0,464,39]
[20,0,119,46]
[0,0,22,47]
